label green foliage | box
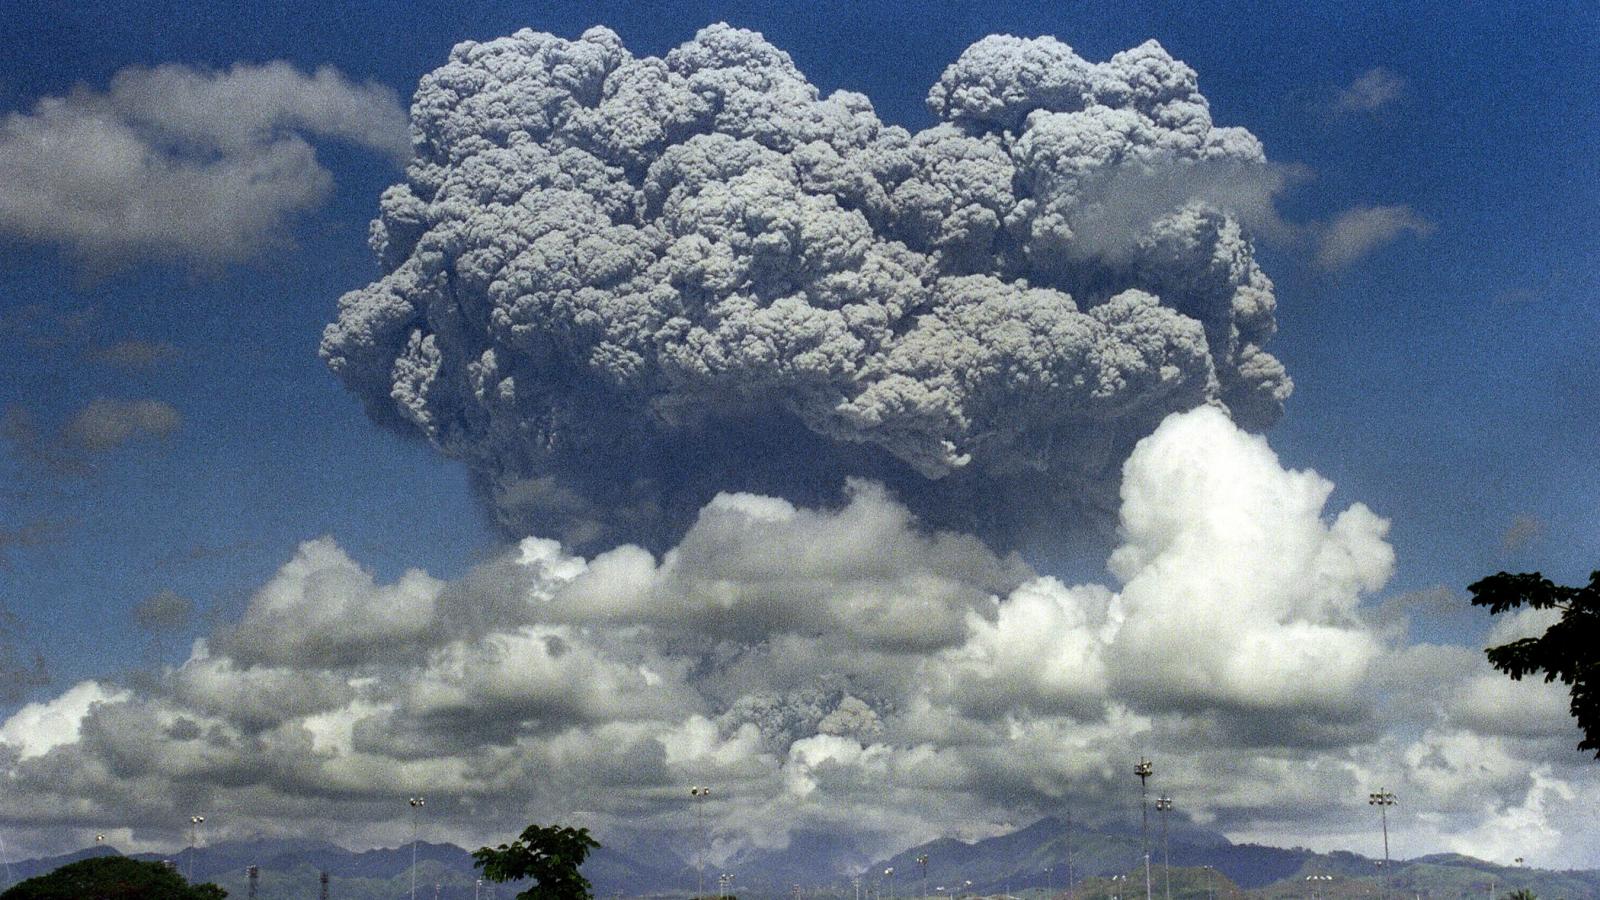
[1469,570,1600,758]
[0,855,227,899]
[1500,890,1537,900]
[472,823,601,900]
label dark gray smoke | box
[323,25,1291,549]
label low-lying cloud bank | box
[3,409,1592,868]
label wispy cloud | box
[86,339,181,371]
[0,600,50,701]
[0,518,68,567]
[1316,204,1435,269]
[3,399,181,476]
[1336,66,1406,113]
[0,62,410,272]
[1501,514,1545,554]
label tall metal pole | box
[692,786,711,898]
[246,864,259,899]
[1064,810,1073,900]
[1368,789,1396,900]
[1135,758,1153,900]
[919,854,929,900]
[409,796,425,900]
[1,829,12,888]
[188,815,205,883]
[320,870,329,900]
[1155,797,1172,900]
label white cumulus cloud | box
[0,61,409,270]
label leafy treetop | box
[1469,569,1600,758]
[0,855,227,899]
[473,823,601,900]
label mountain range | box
[2,817,1593,899]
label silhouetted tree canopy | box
[0,855,226,899]
[1469,569,1600,758]
[473,823,600,900]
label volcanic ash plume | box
[322,25,1292,548]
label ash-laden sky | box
[323,24,1291,550]
[1,0,1598,879]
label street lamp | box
[1368,789,1396,899]
[1110,874,1129,900]
[408,796,426,900]
[1134,758,1153,900]
[1064,810,1074,900]
[1154,797,1173,900]
[691,786,712,898]
[886,866,896,900]
[1200,866,1217,900]
[919,854,930,900]
[187,815,205,883]
[1305,874,1333,900]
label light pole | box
[1135,758,1153,900]
[409,796,425,900]
[691,786,712,898]
[187,815,205,883]
[1064,810,1073,900]
[1154,797,1172,900]
[919,854,930,900]
[246,864,259,900]
[1305,874,1332,900]
[476,877,483,900]
[1111,874,1128,900]
[1368,789,1396,899]
[1200,866,1216,900]
[886,866,896,900]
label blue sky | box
[0,0,1596,871]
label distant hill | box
[865,820,1600,900]
[2,821,1595,899]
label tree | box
[1469,569,1600,758]
[0,855,227,899]
[1500,890,1537,900]
[473,823,601,900]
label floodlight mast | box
[1154,797,1173,900]
[691,786,712,899]
[1134,758,1153,900]
[1368,788,1396,899]
[409,796,426,900]
[187,815,205,883]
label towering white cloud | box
[4,410,1594,867]
[323,25,1293,549]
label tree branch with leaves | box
[1469,569,1600,758]
[473,823,601,900]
